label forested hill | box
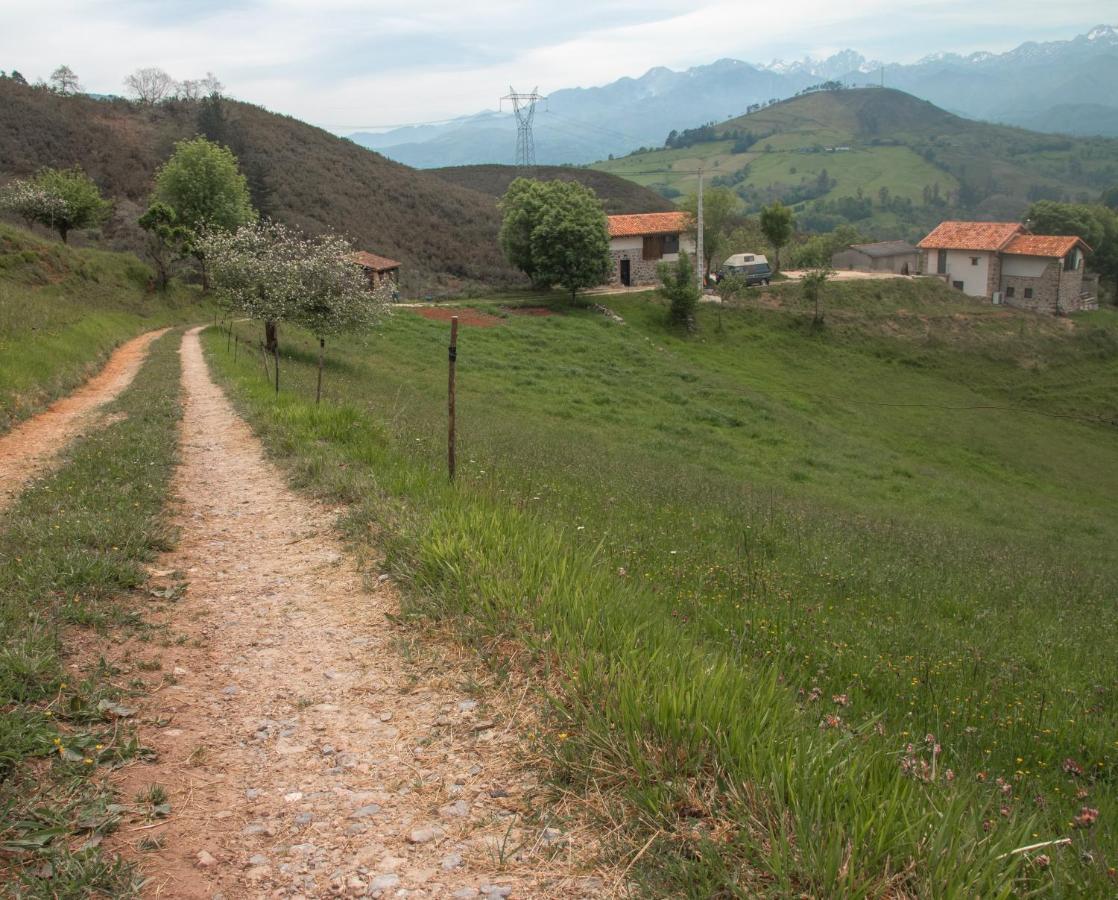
[594,88,1118,239]
[0,79,521,293]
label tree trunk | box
[198,254,210,292]
[264,320,278,353]
[316,338,324,405]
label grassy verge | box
[0,223,205,433]
[204,285,1116,896]
[0,330,182,896]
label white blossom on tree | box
[202,221,391,398]
[0,180,70,231]
[124,67,176,105]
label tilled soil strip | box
[0,328,170,513]
[112,327,608,898]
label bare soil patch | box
[0,328,168,512]
[414,308,503,328]
[104,327,610,898]
[502,307,554,318]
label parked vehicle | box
[719,253,772,286]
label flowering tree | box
[0,167,110,243]
[202,221,391,400]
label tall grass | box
[204,286,1117,895]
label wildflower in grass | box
[944,769,955,783]
[820,714,842,729]
[832,693,849,706]
[1076,788,1090,800]
[1062,757,1084,776]
[807,686,822,703]
[999,806,1011,817]
[1074,806,1099,829]
[1033,854,1050,869]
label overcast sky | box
[2,1,1114,133]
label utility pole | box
[500,87,544,173]
[696,166,705,292]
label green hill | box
[594,88,1118,239]
[0,80,522,295]
[429,164,675,214]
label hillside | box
[593,88,1118,239]
[429,164,675,214]
[0,222,201,431]
[0,79,521,294]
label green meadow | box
[205,281,1118,896]
[0,223,201,432]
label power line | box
[501,87,544,173]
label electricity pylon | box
[501,87,544,172]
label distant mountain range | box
[351,25,1118,168]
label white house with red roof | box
[917,221,1096,313]
[606,212,695,287]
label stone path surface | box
[112,328,608,898]
[0,328,169,513]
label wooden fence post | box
[448,316,458,482]
[316,338,325,405]
[234,333,239,363]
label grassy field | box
[0,331,182,895]
[0,223,203,433]
[205,282,1117,896]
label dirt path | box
[0,328,169,513]
[113,327,608,898]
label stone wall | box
[1001,260,1061,313]
[609,248,661,286]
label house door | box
[620,258,631,286]
[937,249,947,275]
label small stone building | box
[917,221,1096,314]
[607,212,695,287]
[350,251,401,292]
[831,240,918,274]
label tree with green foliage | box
[138,202,190,291]
[760,202,795,272]
[1101,187,1118,212]
[684,186,737,275]
[1026,200,1118,301]
[154,137,256,291]
[0,167,110,243]
[658,251,701,330]
[801,267,833,325]
[499,179,612,301]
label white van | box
[719,253,773,286]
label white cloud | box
[1,1,1113,132]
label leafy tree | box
[1,167,110,243]
[154,137,256,291]
[138,202,190,290]
[202,222,391,397]
[49,65,80,95]
[1026,200,1118,300]
[9,70,27,86]
[499,178,611,301]
[760,202,795,272]
[124,67,175,105]
[1101,187,1118,212]
[658,251,700,330]
[683,186,736,275]
[801,268,833,325]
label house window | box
[970,257,979,266]
[663,233,680,254]
[937,249,947,274]
[952,280,964,290]
[1064,249,1079,271]
[1024,287,1034,299]
[642,235,665,261]
[1005,286,1015,298]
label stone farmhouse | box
[607,212,695,287]
[831,240,918,275]
[350,251,401,290]
[917,221,1097,314]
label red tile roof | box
[917,221,1023,251]
[607,212,691,238]
[1003,234,1091,257]
[350,250,400,271]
